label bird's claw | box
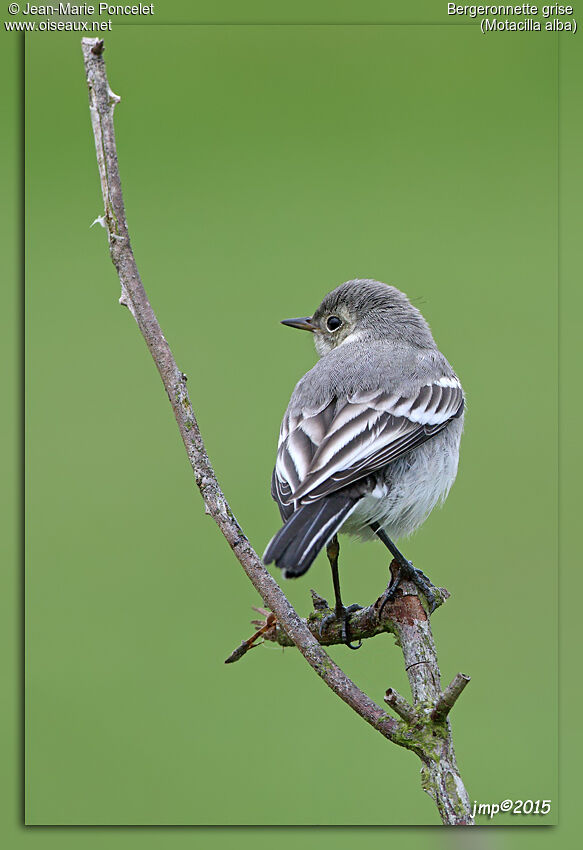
[318,604,363,649]
[318,611,336,639]
[409,565,440,613]
[378,560,441,617]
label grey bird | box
[263,279,465,647]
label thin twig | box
[384,688,417,725]
[81,32,399,744]
[224,612,278,664]
[432,674,472,722]
[81,37,473,825]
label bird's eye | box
[326,316,342,332]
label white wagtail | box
[263,279,464,646]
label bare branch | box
[81,38,474,825]
[81,32,400,746]
[226,586,395,660]
[384,688,417,724]
[432,674,472,722]
[389,580,473,824]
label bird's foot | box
[378,560,443,617]
[318,603,363,649]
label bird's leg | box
[370,522,440,615]
[318,535,362,649]
[328,535,345,618]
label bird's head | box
[280,279,434,356]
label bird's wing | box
[272,376,464,510]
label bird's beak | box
[280,316,315,332]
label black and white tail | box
[263,494,357,578]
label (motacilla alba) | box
[263,279,464,647]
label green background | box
[24,16,558,828]
[3,0,580,841]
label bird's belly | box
[340,419,463,542]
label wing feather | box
[272,376,464,513]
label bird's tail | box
[263,494,358,578]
